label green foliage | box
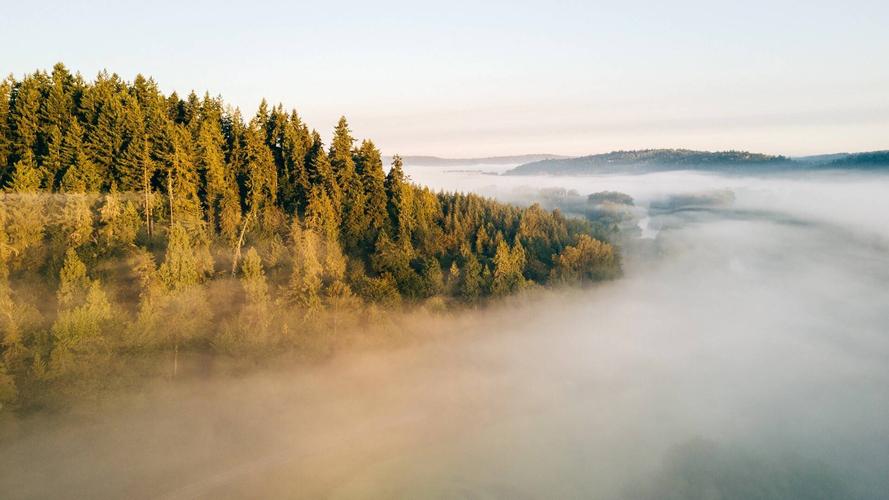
[491,240,527,297]
[50,250,113,377]
[0,65,623,409]
[551,234,620,284]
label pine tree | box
[40,64,75,186]
[446,261,460,295]
[0,77,12,183]
[305,185,340,244]
[238,247,271,341]
[98,190,140,249]
[60,121,102,192]
[355,140,388,243]
[491,240,527,296]
[154,223,211,376]
[5,158,46,271]
[550,235,619,284]
[86,87,125,188]
[159,223,202,290]
[326,118,363,253]
[385,155,412,241]
[279,110,311,213]
[458,246,482,301]
[50,249,112,377]
[0,203,27,377]
[159,122,202,225]
[419,257,444,297]
[243,120,278,226]
[284,219,323,318]
[115,95,149,191]
[52,192,95,253]
[10,76,41,166]
[197,119,240,240]
[306,132,341,213]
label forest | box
[0,64,620,412]
[505,149,792,175]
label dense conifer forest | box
[0,64,619,411]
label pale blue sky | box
[2,0,888,156]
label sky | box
[2,0,888,157]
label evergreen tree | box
[279,110,311,213]
[551,235,619,284]
[159,123,202,225]
[0,203,27,377]
[243,119,278,231]
[85,85,125,187]
[197,119,240,240]
[355,140,388,243]
[284,219,323,318]
[491,240,527,296]
[98,190,140,249]
[159,223,202,290]
[305,185,340,244]
[330,118,367,254]
[4,158,46,271]
[238,247,271,341]
[10,76,41,167]
[50,249,112,377]
[40,64,75,186]
[0,77,12,183]
[60,122,102,191]
[385,155,412,241]
[458,246,483,301]
[306,132,341,213]
[52,192,95,253]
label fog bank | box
[2,166,888,499]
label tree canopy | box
[0,64,621,412]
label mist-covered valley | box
[2,163,887,499]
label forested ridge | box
[506,149,791,175]
[0,64,619,411]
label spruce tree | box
[491,240,527,296]
[459,246,482,301]
[0,77,12,182]
[5,158,46,271]
[284,219,323,318]
[279,110,311,213]
[98,190,140,249]
[327,118,365,253]
[197,119,240,240]
[50,249,112,377]
[10,76,41,166]
[306,132,341,214]
[239,247,271,341]
[385,155,412,241]
[60,121,102,191]
[355,140,388,242]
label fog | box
[2,166,888,499]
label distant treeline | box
[0,64,619,411]
[506,149,791,175]
[505,148,889,175]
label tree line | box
[0,64,619,410]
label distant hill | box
[819,150,889,168]
[388,154,568,167]
[504,149,792,175]
[505,149,889,176]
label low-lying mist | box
[2,166,888,499]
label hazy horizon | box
[3,1,888,157]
